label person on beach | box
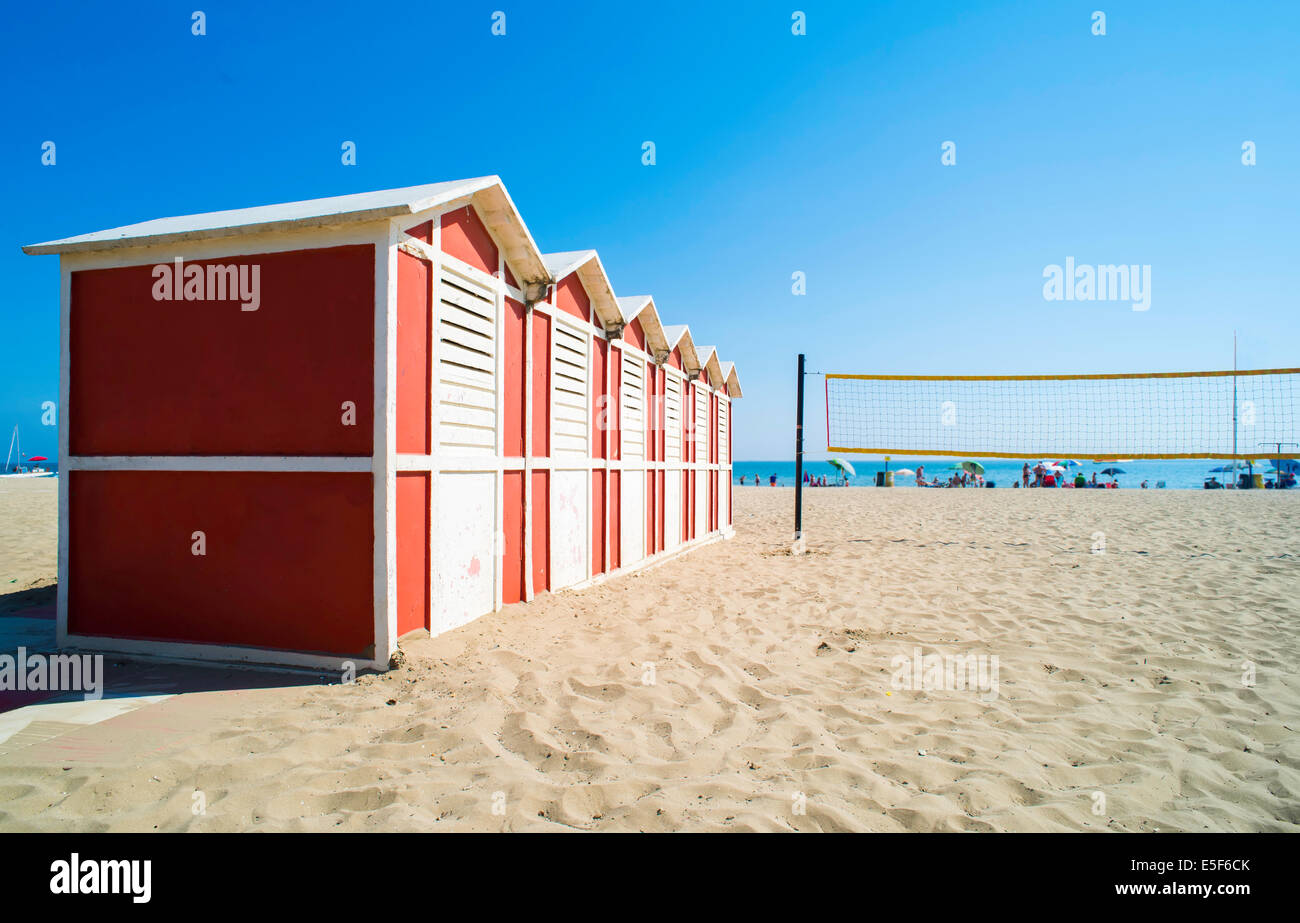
[769,474,777,486]
[1075,471,1087,488]
[1032,462,1045,487]
[1022,463,1031,487]
[916,465,925,487]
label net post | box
[794,353,805,542]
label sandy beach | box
[0,479,1296,832]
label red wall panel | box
[657,470,665,552]
[441,205,498,275]
[624,318,645,352]
[502,470,526,604]
[592,338,608,459]
[591,469,606,575]
[69,246,374,456]
[396,472,429,636]
[68,471,374,655]
[682,471,689,541]
[646,360,656,462]
[503,298,526,458]
[531,470,550,593]
[404,220,432,243]
[610,470,621,569]
[556,276,591,324]
[728,402,733,526]
[646,470,655,557]
[532,314,550,457]
[396,250,431,454]
[658,367,667,461]
[687,470,695,541]
[610,348,621,461]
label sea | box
[732,458,1277,490]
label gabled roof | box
[661,324,701,374]
[719,360,743,398]
[542,249,594,281]
[615,296,669,357]
[693,345,725,389]
[24,176,550,283]
[541,249,621,329]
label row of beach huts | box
[23,176,741,671]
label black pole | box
[794,353,805,539]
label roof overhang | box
[661,324,701,374]
[616,296,670,359]
[693,345,724,389]
[720,360,743,398]
[23,176,550,282]
[542,250,621,328]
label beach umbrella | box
[1208,464,1238,473]
[828,458,855,477]
[961,461,985,474]
[895,468,915,477]
[1100,467,1125,477]
[28,456,48,462]
[1058,459,1082,467]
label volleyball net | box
[825,368,1300,460]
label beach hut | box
[23,177,741,672]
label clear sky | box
[3,0,1297,461]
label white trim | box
[441,251,500,292]
[56,261,71,649]
[57,221,391,273]
[66,456,371,472]
[494,247,507,612]
[523,293,534,602]
[428,215,443,629]
[60,633,387,674]
[375,223,399,668]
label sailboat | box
[2,426,55,478]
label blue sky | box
[3,0,1297,461]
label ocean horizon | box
[732,458,1285,490]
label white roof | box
[543,249,621,328]
[24,177,495,254]
[720,360,743,398]
[616,295,669,355]
[22,176,551,282]
[694,345,725,389]
[541,249,596,281]
[661,324,701,374]
[616,295,652,323]
[661,324,689,348]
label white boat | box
[2,426,55,478]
